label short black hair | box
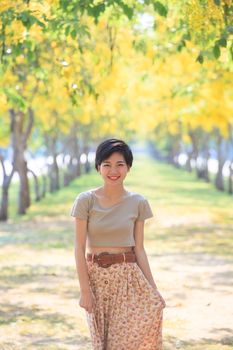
[95,138,133,171]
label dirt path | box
[0,217,232,349]
[153,252,233,349]
[0,156,232,349]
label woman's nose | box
[108,167,119,174]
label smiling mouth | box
[108,176,120,180]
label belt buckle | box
[97,252,112,268]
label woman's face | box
[98,152,130,185]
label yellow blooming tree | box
[1,0,233,220]
[181,0,233,63]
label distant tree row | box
[0,0,232,220]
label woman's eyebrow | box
[103,160,125,163]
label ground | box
[0,154,232,349]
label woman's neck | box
[98,185,127,199]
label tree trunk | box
[0,156,14,221]
[196,133,210,182]
[44,134,60,193]
[202,134,210,182]
[83,144,91,173]
[28,168,41,201]
[63,127,82,185]
[214,129,225,191]
[74,135,82,177]
[185,151,192,172]
[0,186,10,221]
[10,108,34,215]
[49,164,57,192]
[228,161,233,195]
[41,174,46,198]
[52,153,60,190]
[167,135,181,167]
[17,157,30,213]
[188,129,200,179]
[226,126,233,195]
[63,156,72,186]
[71,128,82,178]
[76,157,81,177]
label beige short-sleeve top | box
[70,190,154,247]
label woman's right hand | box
[79,288,96,313]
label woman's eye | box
[103,163,124,167]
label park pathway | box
[0,150,232,349]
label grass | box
[0,153,232,349]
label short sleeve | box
[137,198,154,221]
[70,192,89,219]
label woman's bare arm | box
[74,217,91,293]
[133,220,158,289]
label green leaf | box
[18,11,40,30]
[4,88,27,110]
[36,19,45,28]
[177,40,186,52]
[19,11,31,28]
[120,4,134,20]
[182,33,191,41]
[133,39,147,54]
[214,0,221,5]
[196,52,204,64]
[88,3,105,23]
[70,29,77,39]
[27,50,35,61]
[230,43,233,60]
[218,37,227,47]
[153,1,168,17]
[65,25,70,36]
[213,44,221,59]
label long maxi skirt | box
[85,258,166,350]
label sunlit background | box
[0,1,233,349]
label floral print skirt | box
[85,259,166,350]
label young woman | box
[71,138,166,350]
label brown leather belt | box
[86,251,137,268]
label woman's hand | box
[79,288,96,313]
